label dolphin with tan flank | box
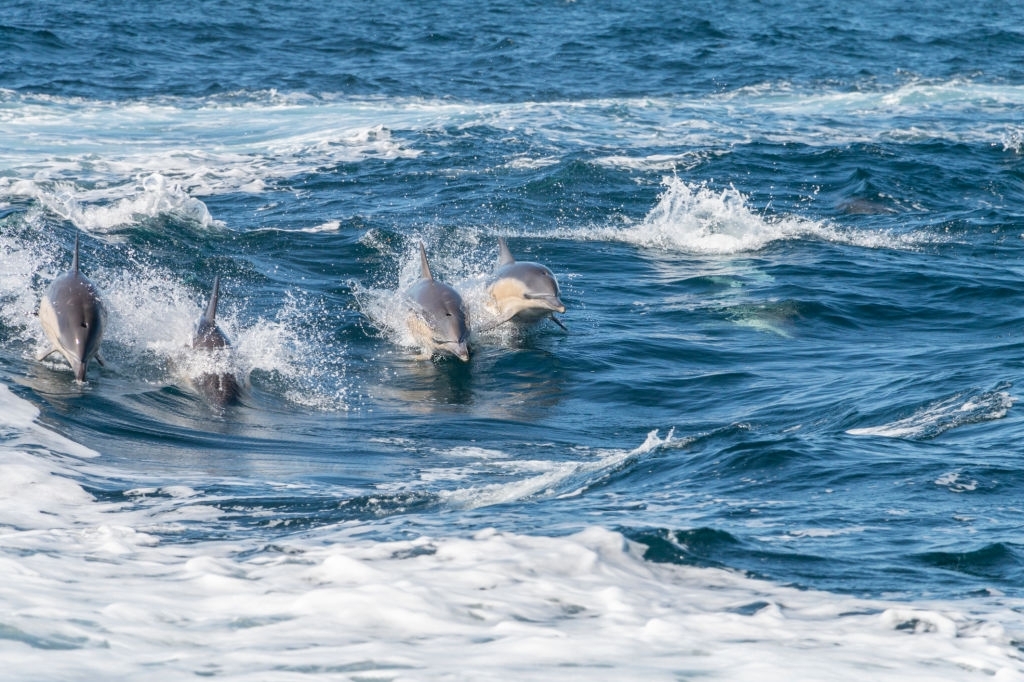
[486,237,566,329]
[37,234,107,381]
[405,243,471,362]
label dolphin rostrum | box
[37,234,106,381]
[486,237,566,329]
[405,243,471,362]
[191,275,241,405]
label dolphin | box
[486,237,566,329]
[36,234,106,381]
[405,243,471,362]
[191,275,241,405]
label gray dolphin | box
[405,243,471,362]
[37,234,106,381]
[191,276,241,405]
[487,237,566,329]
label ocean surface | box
[2,0,1024,679]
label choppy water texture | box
[2,1,1024,679]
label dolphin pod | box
[190,275,242,405]
[405,242,472,362]
[36,234,107,382]
[34,234,565,387]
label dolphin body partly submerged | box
[487,237,566,329]
[37,235,106,382]
[405,243,471,362]
[191,276,242,405]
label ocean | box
[2,0,1024,679]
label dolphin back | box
[497,237,516,267]
[194,276,229,349]
[418,242,433,280]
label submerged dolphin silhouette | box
[191,276,241,405]
[37,234,106,381]
[487,237,566,329]
[405,243,471,362]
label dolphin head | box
[488,238,565,325]
[510,263,565,314]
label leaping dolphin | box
[191,276,241,405]
[405,243,471,362]
[487,237,566,329]
[37,234,106,381]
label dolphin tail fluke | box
[418,242,433,280]
[497,237,515,266]
[550,315,568,331]
[72,233,81,274]
[204,275,221,324]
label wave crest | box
[0,173,220,232]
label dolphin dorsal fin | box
[72,233,81,274]
[204,276,220,324]
[418,242,433,280]
[497,237,516,267]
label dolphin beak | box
[447,340,471,362]
[72,358,87,382]
[526,293,565,313]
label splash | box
[0,230,54,342]
[568,177,948,255]
[593,177,819,254]
[1000,126,1024,154]
[99,266,347,410]
[0,174,220,233]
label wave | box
[1,380,1023,678]
[913,543,1024,581]
[437,428,678,510]
[1,76,1021,208]
[559,177,947,256]
[847,384,1014,439]
[1,174,220,232]
[0,387,1020,679]
[359,430,680,514]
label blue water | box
[2,1,1024,678]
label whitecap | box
[847,385,1015,439]
[559,177,949,255]
[0,173,221,232]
